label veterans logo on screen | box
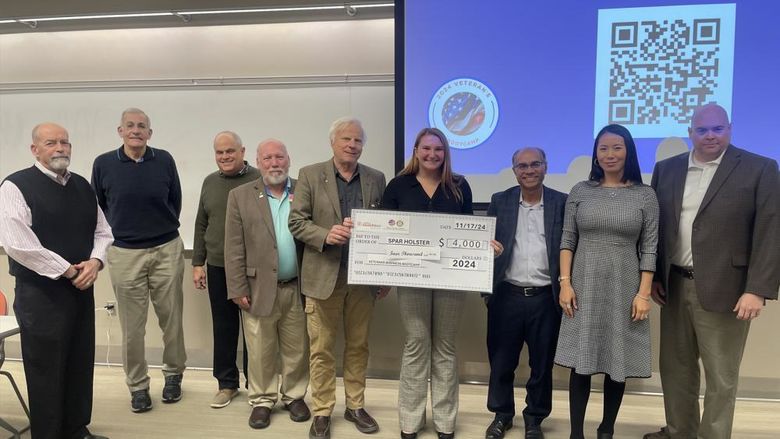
[428,78,499,150]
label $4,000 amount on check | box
[347,209,496,293]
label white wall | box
[0,20,395,248]
[2,18,778,398]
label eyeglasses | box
[513,161,545,171]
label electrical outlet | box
[105,301,116,316]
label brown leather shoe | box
[643,427,670,439]
[309,416,331,439]
[345,408,379,434]
[285,399,311,422]
[248,406,271,429]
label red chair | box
[0,289,31,438]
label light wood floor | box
[1,361,778,438]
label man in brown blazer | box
[225,139,310,430]
[645,104,780,439]
[289,117,387,439]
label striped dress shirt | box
[0,162,113,280]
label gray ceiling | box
[0,1,395,33]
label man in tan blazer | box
[645,104,780,439]
[289,117,387,439]
[225,139,310,430]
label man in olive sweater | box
[192,131,260,408]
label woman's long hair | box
[588,124,643,184]
[399,127,463,202]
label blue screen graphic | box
[403,1,779,201]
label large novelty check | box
[347,209,496,293]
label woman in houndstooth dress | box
[555,124,659,439]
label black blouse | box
[381,173,473,214]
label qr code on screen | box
[594,4,735,138]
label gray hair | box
[213,130,243,147]
[511,147,547,166]
[257,138,289,155]
[328,116,366,144]
[120,107,151,127]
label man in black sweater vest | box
[0,123,113,439]
[91,108,187,413]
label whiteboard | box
[0,84,395,248]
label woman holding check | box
[554,124,659,439]
[381,127,501,439]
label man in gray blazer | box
[289,117,387,439]
[484,148,566,439]
[645,104,780,439]
[225,139,310,430]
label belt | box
[278,277,297,285]
[671,265,695,280]
[505,283,552,297]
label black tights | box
[568,371,626,439]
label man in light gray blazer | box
[289,117,387,439]
[225,139,310,430]
[645,104,780,439]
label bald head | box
[32,122,66,142]
[31,123,71,175]
[256,139,290,187]
[689,103,731,162]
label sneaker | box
[210,388,239,408]
[130,389,152,413]
[162,374,183,403]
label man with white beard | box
[224,139,310,430]
[0,123,113,439]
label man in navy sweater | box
[91,108,187,413]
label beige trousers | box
[660,270,750,439]
[108,237,187,392]
[304,271,375,416]
[242,281,309,408]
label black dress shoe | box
[400,432,417,439]
[345,408,379,433]
[437,432,454,439]
[309,416,331,439]
[80,434,109,439]
[596,431,613,439]
[525,424,544,439]
[248,406,271,429]
[485,418,513,439]
[285,399,311,422]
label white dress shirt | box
[670,149,726,267]
[505,194,550,287]
[0,162,113,280]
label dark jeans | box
[14,277,95,439]
[486,282,561,426]
[206,264,247,389]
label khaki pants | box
[304,272,375,416]
[659,270,750,439]
[108,237,187,392]
[242,281,309,408]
